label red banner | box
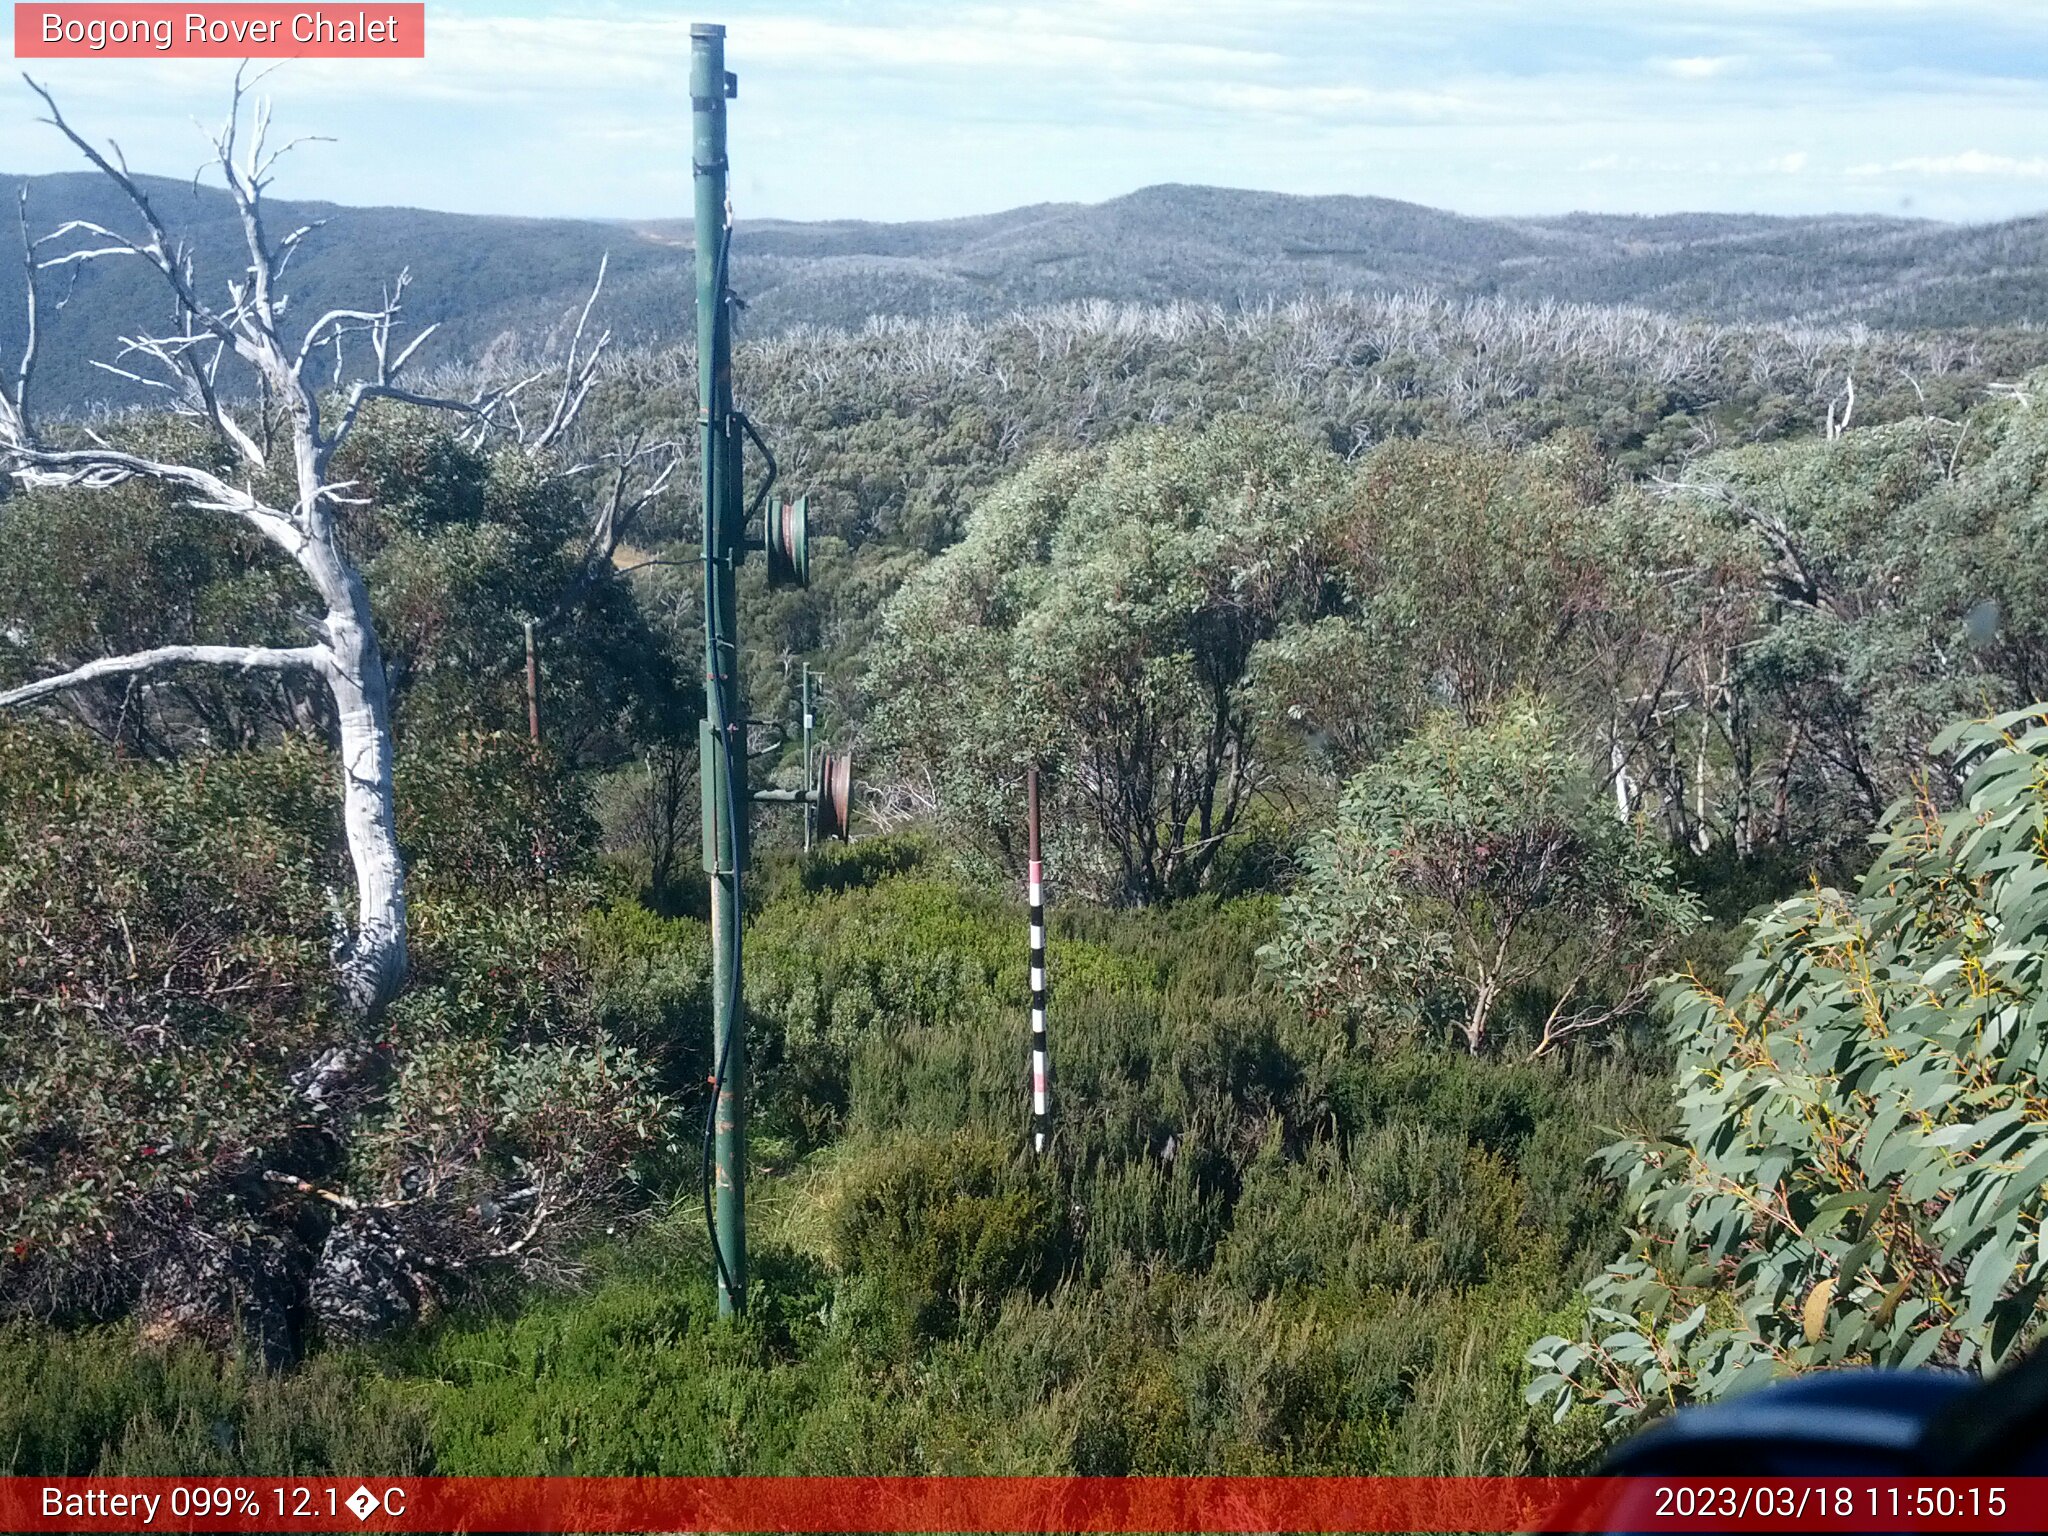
[14,6,425,59]
[4,1477,2048,1533]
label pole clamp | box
[690,74,737,107]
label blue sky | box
[4,1,2048,224]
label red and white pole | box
[1027,766,1050,1155]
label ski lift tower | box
[692,22,854,1317]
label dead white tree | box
[556,429,682,591]
[0,74,530,1016]
[1826,370,1857,440]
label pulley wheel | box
[766,495,810,590]
[815,748,853,843]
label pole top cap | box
[691,22,726,38]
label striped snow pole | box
[1027,766,1050,1155]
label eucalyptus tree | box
[1268,701,1701,1056]
[866,420,1358,903]
[1631,394,2046,858]
[1531,708,2048,1423]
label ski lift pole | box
[1028,767,1051,1154]
[693,20,747,1318]
[691,23,838,1315]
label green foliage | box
[0,723,333,1330]
[390,1241,828,1475]
[1343,437,1620,725]
[35,178,2048,1479]
[341,414,689,764]
[1,719,681,1350]
[577,898,713,1075]
[1212,1125,1524,1300]
[867,419,1357,903]
[426,893,1649,1474]
[0,1322,431,1477]
[395,730,599,898]
[4,831,1654,1476]
[1269,702,1703,1054]
[604,293,2046,829]
[0,423,309,752]
[743,871,1152,1148]
[1532,706,2048,1427]
[829,1134,1066,1343]
[0,408,686,768]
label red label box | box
[15,5,425,58]
[8,1477,2048,1533]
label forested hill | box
[673,188,2048,334]
[5,171,2047,411]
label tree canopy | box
[1531,707,2048,1424]
[867,421,1356,902]
[1269,702,1702,1055]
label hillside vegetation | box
[10,172,2048,413]
[14,151,2048,1481]
[4,831,1643,1477]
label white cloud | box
[1848,150,2048,178]
[6,1,2048,222]
[1656,55,1744,79]
[740,13,1284,74]
[1171,81,1499,124]
[3,8,1289,113]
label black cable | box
[701,222,744,1313]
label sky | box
[3,1,2048,225]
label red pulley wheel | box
[815,749,853,842]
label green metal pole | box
[692,20,746,1317]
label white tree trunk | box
[321,576,408,1015]
[1611,736,1638,820]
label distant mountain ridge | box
[702,186,2048,335]
[2,174,2042,411]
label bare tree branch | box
[0,643,330,708]
[0,80,638,1015]
[531,253,610,451]
[0,80,428,1016]
[5,440,306,548]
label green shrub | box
[746,876,1151,1147]
[1533,706,2048,1427]
[1068,1161,1229,1281]
[0,1322,429,1477]
[1214,1125,1526,1302]
[579,898,713,1078]
[400,1242,815,1475]
[395,730,598,898]
[1268,700,1701,1055]
[0,726,332,1343]
[829,1134,1067,1344]
[1,721,677,1352]
[2,792,1661,1479]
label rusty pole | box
[523,619,540,745]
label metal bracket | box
[735,411,777,524]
